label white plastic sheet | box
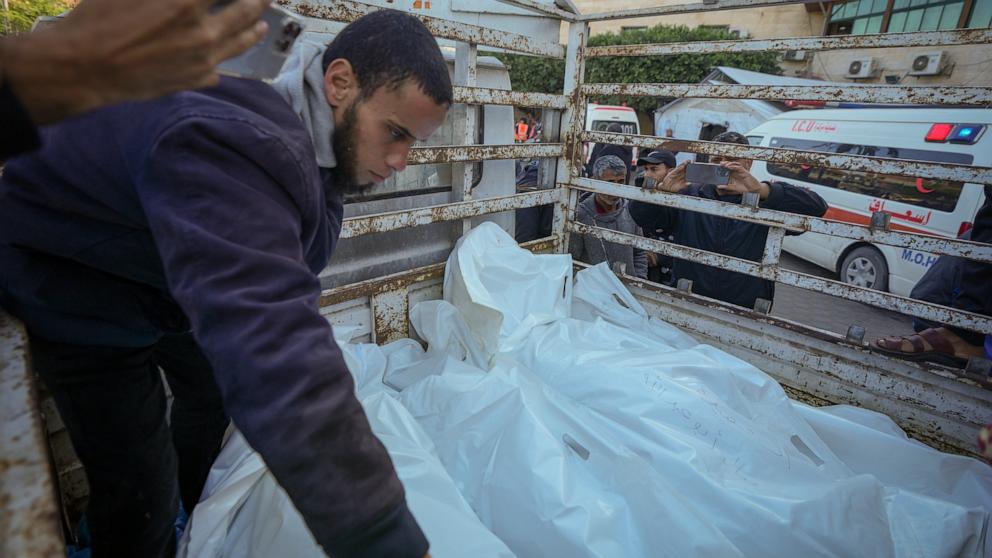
[394,222,991,558]
[182,222,991,558]
[178,336,516,558]
[443,223,572,361]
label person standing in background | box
[571,155,648,278]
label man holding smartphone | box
[634,149,677,283]
[0,10,447,558]
[629,131,828,310]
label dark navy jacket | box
[629,182,828,309]
[0,77,426,558]
[1,75,41,160]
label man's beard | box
[331,102,375,194]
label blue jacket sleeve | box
[760,181,828,237]
[760,181,829,216]
[135,116,428,558]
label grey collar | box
[270,40,338,169]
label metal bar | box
[0,310,64,558]
[568,177,992,263]
[537,107,562,194]
[318,235,560,308]
[585,29,992,57]
[762,227,786,266]
[372,288,409,344]
[619,278,992,456]
[554,20,589,254]
[407,143,564,164]
[277,0,565,58]
[493,0,577,21]
[568,223,992,335]
[453,86,567,109]
[581,131,992,185]
[340,189,563,239]
[453,42,479,236]
[580,83,992,107]
[579,0,821,22]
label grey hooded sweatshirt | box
[570,194,648,278]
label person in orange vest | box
[514,117,529,142]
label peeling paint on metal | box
[569,177,992,263]
[277,0,564,58]
[586,29,992,57]
[579,132,992,187]
[341,189,563,239]
[318,235,559,309]
[372,289,409,344]
[569,222,992,335]
[581,83,991,107]
[559,21,590,190]
[493,0,577,22]
[619,279,991,456]
[453,86,567,109]
[408,143,564,165]
[0,310,64,558]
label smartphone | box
[686,163,731,186]
[216,4,305,81]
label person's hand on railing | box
[717,161,771,199]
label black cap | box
[637,149,676,169]
[712,131,749,145]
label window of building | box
[697,24,743,37]
[826,0,991,34]
[620,26,647,32]
[967,0,992,27]
[887,0,965,33]
[827,0,888,35]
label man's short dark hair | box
[712,131,749,145]
[606,123,623,133]
[322,10,453,106]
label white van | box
[585,104,640,173]
[747,108,990,297]
[586,103,640,135]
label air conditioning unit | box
[783,50,808,62]
[908,51,947,76]
[845,57,877,79]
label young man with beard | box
[0,11,448,558]
[629,131,827,310]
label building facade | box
[568,0,992,86]
[809,0,992,86]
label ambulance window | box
[766,137,973,212]
[746,135,763,146]
[592,120,637,135]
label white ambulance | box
[747,108,990,297]
[585,103,641,174]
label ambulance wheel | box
[840,246,889,292]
